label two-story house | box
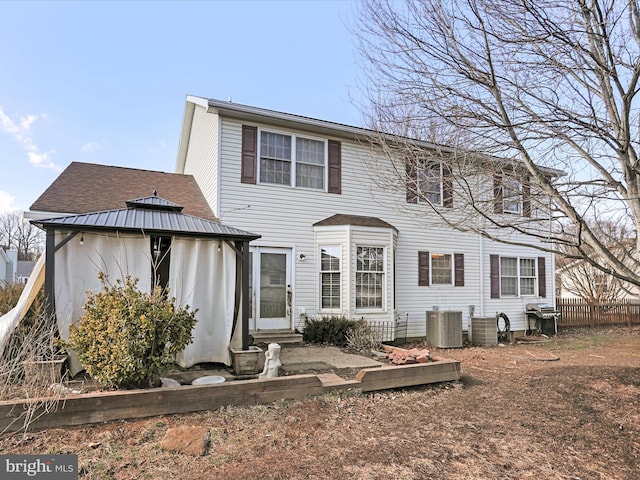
[176,96,558,340]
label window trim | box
[355,245,387,311]
[318,245,342,311]
[499,255,538,297]
[257,128,328,191]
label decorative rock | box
[160,426,210,456]
[160,377,181,388]
[191,375,226,385]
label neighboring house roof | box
[32,194,260,241]
[177,96,565,178]
[313,214,398,231]
[29,162,216,221]
[16,260,35,277]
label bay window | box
[320,246,341,309]
[356,246,385,309]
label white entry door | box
[249,247,292,330]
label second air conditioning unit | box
[426,310,463,348]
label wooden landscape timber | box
[0,358,461,434]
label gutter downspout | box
[479,234,485,317]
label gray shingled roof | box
[32,195,260,241]
[313,213,397,230]
[30,162,216,221]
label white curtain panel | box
[170,238,236,367]
[54,232,151,374]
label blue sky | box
[0,0,362,213]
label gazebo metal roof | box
[32,194,260,241]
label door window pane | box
[260,253,287,318]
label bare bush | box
[345,320,383,354]
[0,311,67,434]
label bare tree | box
[353,0,640,287]
[0,211,44,260]
[557,220,638,301]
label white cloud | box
[0,190,18,214]
[0,106,62,171]
[82,140,104,153]
[28,150,62,172]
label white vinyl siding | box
[179,104,219,215]
[183,112,553,337]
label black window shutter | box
[454,253,464,286]
[443,163,453,208]
[241,125,257,184]
[490,254,500,298]
[328,140,341,194]
[538,256,546,298]
[523,178,531,217]
[406,160,418,204]
[493,175,503,214]
[418,251,430,286]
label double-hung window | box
[500,257,537,296]
[356,246,385,309]
[502,178,523,214]
[430,253,453,285]
[320,246,341,309]
[259,130,326,190]
[418,161,442,205]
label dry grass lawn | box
[1,327,639,479]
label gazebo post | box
[241,240,250,350]
[44,229,56,321]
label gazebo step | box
[250,330,303,346]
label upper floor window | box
[259,130,325,190]
[406,158,453,207]
[356,246,385,309]
[242,125,341,193]
[494,174,531,217]
[319,245,341,309]
[417,161,442,205]
[502,178,522,214]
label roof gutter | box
[198,97,564,178]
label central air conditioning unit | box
[426,311,463,348]
[469,317,498,346]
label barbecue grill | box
[525,303,560,336]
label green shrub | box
[67,273,197,389]
[302,315,358,347]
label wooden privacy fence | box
[556,298,640,328]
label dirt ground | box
[2,327,640,480]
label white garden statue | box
[258,343,281,379]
